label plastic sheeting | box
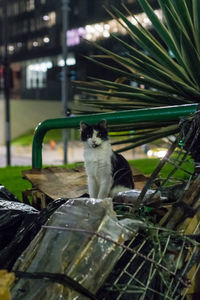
[114,189,162,205]
[11,198,137,300]
[0,184,67,270]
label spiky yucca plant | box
[72,0,200,152]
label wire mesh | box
[97,113,200,299]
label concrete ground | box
[0,142,82,167]
[0,141,146,167]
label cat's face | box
[80,120,108,148]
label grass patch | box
[130,156,194,180]
[12,129,80,146]
[0,166,32,201]
[11,129,34,146]
[130,158,160,175]
[0,158,194,202]
[0,162,83,201]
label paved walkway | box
[0,141,84,167]
[0,141,146,167]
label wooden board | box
[22,165,148,201]
[23,166,88,200]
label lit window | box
[8,45,15,53]
[67,9,162,45]
[43,15,49,21]
[67,28,86,46]
[103,31,110,38]
[44,12,56,27]
[26,60,53,89]
[33,41,38,47]
[43,36,50,43]
[58,53,76,66]
[27,0,35,11]
[13,3,19,15]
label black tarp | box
[0,184,67,270]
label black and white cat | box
[80,120,134,199]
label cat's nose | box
[92,140,98,147]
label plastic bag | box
[113,189,162,205]
[0,184,20,202]
[11,198,137,300]
[0,194,67,270]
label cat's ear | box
[80,121,89,131]
[98,119,107,129]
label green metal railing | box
[32,104,199,168]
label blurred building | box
[0,0,159,101]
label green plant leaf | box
[73,1,200,152]
[193,0,200,54]
[112,6,191,84]
[109,34,200,99]
[158,0,182,50]
[85,52,200,99]
[138,0,183,67]
[84,56,181,94]
[112,124,179,146]
[77,86,169,104]
[115,126,179,153]
[159,0,199,85]
[84,77,193,104]
[172,0,195,44]
[180,32,200,87]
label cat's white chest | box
[83,142,112,178]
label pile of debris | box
[0,115,200,300]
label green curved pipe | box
[32,104,199,168]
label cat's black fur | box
[111,152,134,190]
